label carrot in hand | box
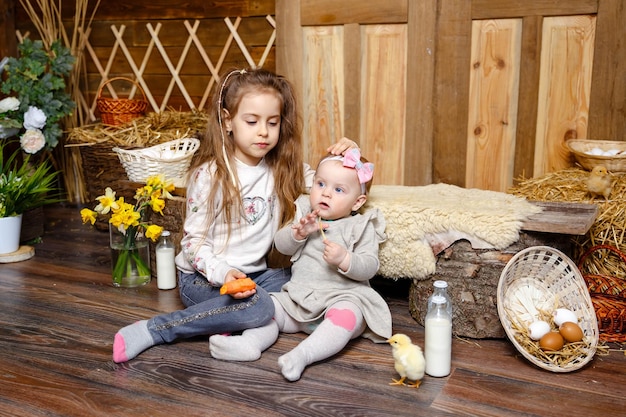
[219,277,257,295]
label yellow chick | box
[586,165,612,200]
[387,333,425,388]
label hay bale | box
[509,168,626,277]
[66,110,209,205]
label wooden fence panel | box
[360,24,407,184]
[533,15,596,176]
[466,19,522,191]
[301,26,344,164]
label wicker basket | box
[113,137,200,185]
[567,139,626,172]
[77,142,138,230]
[577,244,626,342]
[96,77,148,126]
[497,246,599,372]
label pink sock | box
[113,333,129,363]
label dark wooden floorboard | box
[0,204,624,417]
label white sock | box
[113,320,154,363]
[209,319,279,361]
[278,301,364,381]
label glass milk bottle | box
[427,280,453,317]
[155,231,177,290]
[424,294,452,377]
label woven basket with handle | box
[113,137,200,186]
[96,77,148,126]
[577,244,626,342]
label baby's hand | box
[322,240,350,271]
[223,269,256,299]
[292,210,321,240]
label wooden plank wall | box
[6,0,626,191]
[277,0,626,191]
[466,15,596,189]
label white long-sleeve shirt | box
[175,158,314,286]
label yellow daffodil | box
[147,175,175,199]
[149,196,165,214]
[163,181,175,199]
[82,174,175,285]
[80,208,97,225]
[146,175,163,188]
[94,187,119,214]
[145,224,163,241]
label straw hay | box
[508,313,595,368]
[66,109,210,148]
[508,167,626,277]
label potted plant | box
[0,38,75,154]
[0,38,75,244]
[0,141,61,254]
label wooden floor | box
[1,204,624,417]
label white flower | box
[23,106,47,130]
[20,129,46,154]
[0,97,20,113]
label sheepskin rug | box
[365,184,542,280]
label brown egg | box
[539,331,564,351]
[559,321,584,343]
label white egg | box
[586,147,604,155]
[528,320,551,340]
[553,308,578,327]
[160,149,175,159]
[140,149,160,158]
[604,149,621,156]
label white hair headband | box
[319,149,374,194]
[218,69,247,188]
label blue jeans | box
[147,268,291,344]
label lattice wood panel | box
[31,16,277,123]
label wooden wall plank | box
[85,18,277,48]
[512,15,542,182]
[16,0,275,22]
[466,19,522,191]
[405,0,436,185]
[432,0,471,186]
[533,15,596,176]
[471,0,598,19]
[0,0,17,59]
[301,26,345,164]
[360,24,407,185]
[343,23,361,142]
[300,0,407,26]
[588,0,626,141]
[275,0,302,105]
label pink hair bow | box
[343,148,374,184]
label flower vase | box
[0,214,23,254]
[109,224,151,287]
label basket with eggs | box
[497,246,599,372]
[567,139,626,172]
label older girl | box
[113,69,356,363]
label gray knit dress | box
[271,195,392,342]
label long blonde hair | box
[188,68,305,243]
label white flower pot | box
[0,214,23,254]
